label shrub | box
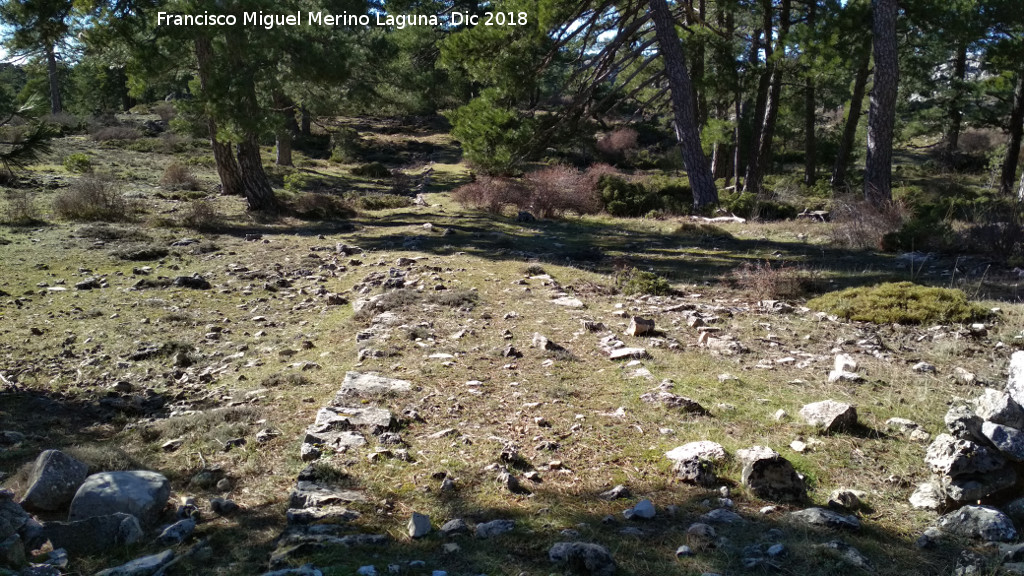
[808,282,989,325]
[330,127,362,163]
[160,162,201,190]
[181,200,223,230]
[599,175,659,217]
[524,165,602,218]
[283,172,313,192]
[357,194,412,211]
[731,260,819,300]
[351,162,392,178]
[3,190,40,225]
[91,126,142,141]
[829,198,908,250]
[63,153,92,173]
[289,193,355,220]
[719,190,757,218]
[596,127,639,163]
[616,267,672,295]
[152,102,176,122]
[446,88,537,175]
[452,176,530,215]
[53,175,132,221]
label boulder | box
[408,513,431,538]
[789,508,860,531]
[94,549,174,576]
[924,434,1005,477]
[20,450,89,512]
[975,388,1024,429]
[799,400,858,433]
[937,505,1016,542]
[736,446,806,502]
[314,406,395,434]
[1009,351,1024,406]
[0,490,29,541]
[475,519,514,539]
[982,421,1024,461]
[68,471,170,527]
[548,542,616,576]
[945,404,985,442]
[940,466,1016,502]
[155,518,195,545]
[665,441,726,485]
[909,482,947,510]
[42,513,143,555]
[640,392,706,414]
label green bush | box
[616,267,672,296]
[330,127,362,163]
[356,193,412,210]
[720,191,757,218]
[808,282,989,325]
[64,153,92,173]
[283,172,313,192]
[445,88,537,175]
[351,162,391,178]
[599,175,659,217]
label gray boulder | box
[68,471,170,527]
[548,542,616,576]
[789,508,860,531]
[909,482,947,510]
[21,450,89,512]
[155,518,195,545]
[42,513,142,555]
[736,446,806,502]
[942,466,1017,502]
[945,405,985,442]
[665,441,725,485]
[982,421,1024,461]
[937,505,1016,542]
[0,490,29,541]
[1008,351,1024,406]
[924,434,1005,477]
[799,400,858,433]
[975,388,1024,429]
[94,549,174,576]
[335,372,411,401]
[475,519,514,539]
[407,513,431,538]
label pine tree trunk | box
[745,0,790,196]
[648,0,718,208]
[236,137,277,211]
[194,37,244,197]
[300,105,311,137]
[45,45,62,115]
[999,73,1024,197]
[944,40,968,161]
[733,98,742,189]
[274,93,296,167]
[832,46,871,188]
[864,0,899,207]
[803,0,817,186]
[276,132,293,167]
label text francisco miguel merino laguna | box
[157,10,529,29]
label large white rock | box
[799,400,857,432]
[937,505,1017,542]
[68,471,170,526]
[924,434,1005,477]
[736,446,806,502]
[975,388,1024,429]
[1009,351,1024,406]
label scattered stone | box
[155,518,195,545]
[685,523,716,550]
[548,542,616,576]
[532,333,564,352]
[816,540,872,572]
[408,513,431,538]
[834,354,857,373]
[799,400,858,433]
[954,366,978,385]
[94,549,174,576]
[700,509,743,524]
[937,505,1016,541]
[475,519,514,538]
[665,441,725,485]
[210,497,239,516]
[336,371,412,399]
[20,449,89,512]
[736,446,806,502]
[598,485,631,500]
[626,317,655,336]
[912,361,936,373]
[827,370,862,383]
[608,347,649,360]
[289,481,366,509]
[439,518,469,537]
[69,471,170,527]
[675,545,694,557]
[623,499,655,520]
[173,275,211,290]
[828,488,866,511]
[551,296,585,308]
[42,513,143,555]
[789,507,860,531]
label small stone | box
[475,519,515,538]
[626,316,655,336]
[356,566,377,576]
[675,545,694,557]
[216,478,232,492]
[155,518,195,545]
[954,366,977,385]
[799,400,857,432]
[700,509,743,524]
[408,512,431,538]
[685,523,717,550]
[789,507,860,531]
[548,542,616,576]
[912,361,936,373]
[598,485,631,500]
[439,518,469,537]
[828,488,866,511]
[736,446,806,502]
[624,499,655,520]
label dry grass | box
[731,260,821,300]
[160,161,202,190]
[828,197,908,250]
[91,125,143,141]
[53,174,134,221]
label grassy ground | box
[1,117,1023,576]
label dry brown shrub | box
[596,127,639,161]
[289,192,356,220]
[828,198,908,250]
[451,176,530,215]
[524,165,602,218]
[181,200,223,230]
[53,175,133,222]
[91,126,142,141]
[731,260,820,300]
[160,162,202,190]
[152,102,176,122]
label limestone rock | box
[20,450,89,512]
[289,481,366,509]
[736,446,806,502]
[1009,351,1024,406]
[315,405,396,433]
[936,505,1016,542]
[940,466,1016,502]
[94,549,174,576]
[909,482,947,510]
[816,540,873,572]
[68,471,170,527]
[155,518,195,545]
[626,317,655,337]
[475,519,514,538]
[42,513,143,555]
[639,392,706,414]
[789,508,860,531]
[834,354,857,373]
[665,441,725,485]
[981,421,1024,461]
[439,518,469,537]
[924,434,1005,477]
[548,542,616,576]
[623,500,655,520]
[799,400,858,433]
[608,347,649,360]
[551,297,585,308]
[336,372,411,400]
[828,488,866,511]
[532,333,564,352]
[975,388,1024,429]
[945,404,985,442]
[408,513,431,538]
